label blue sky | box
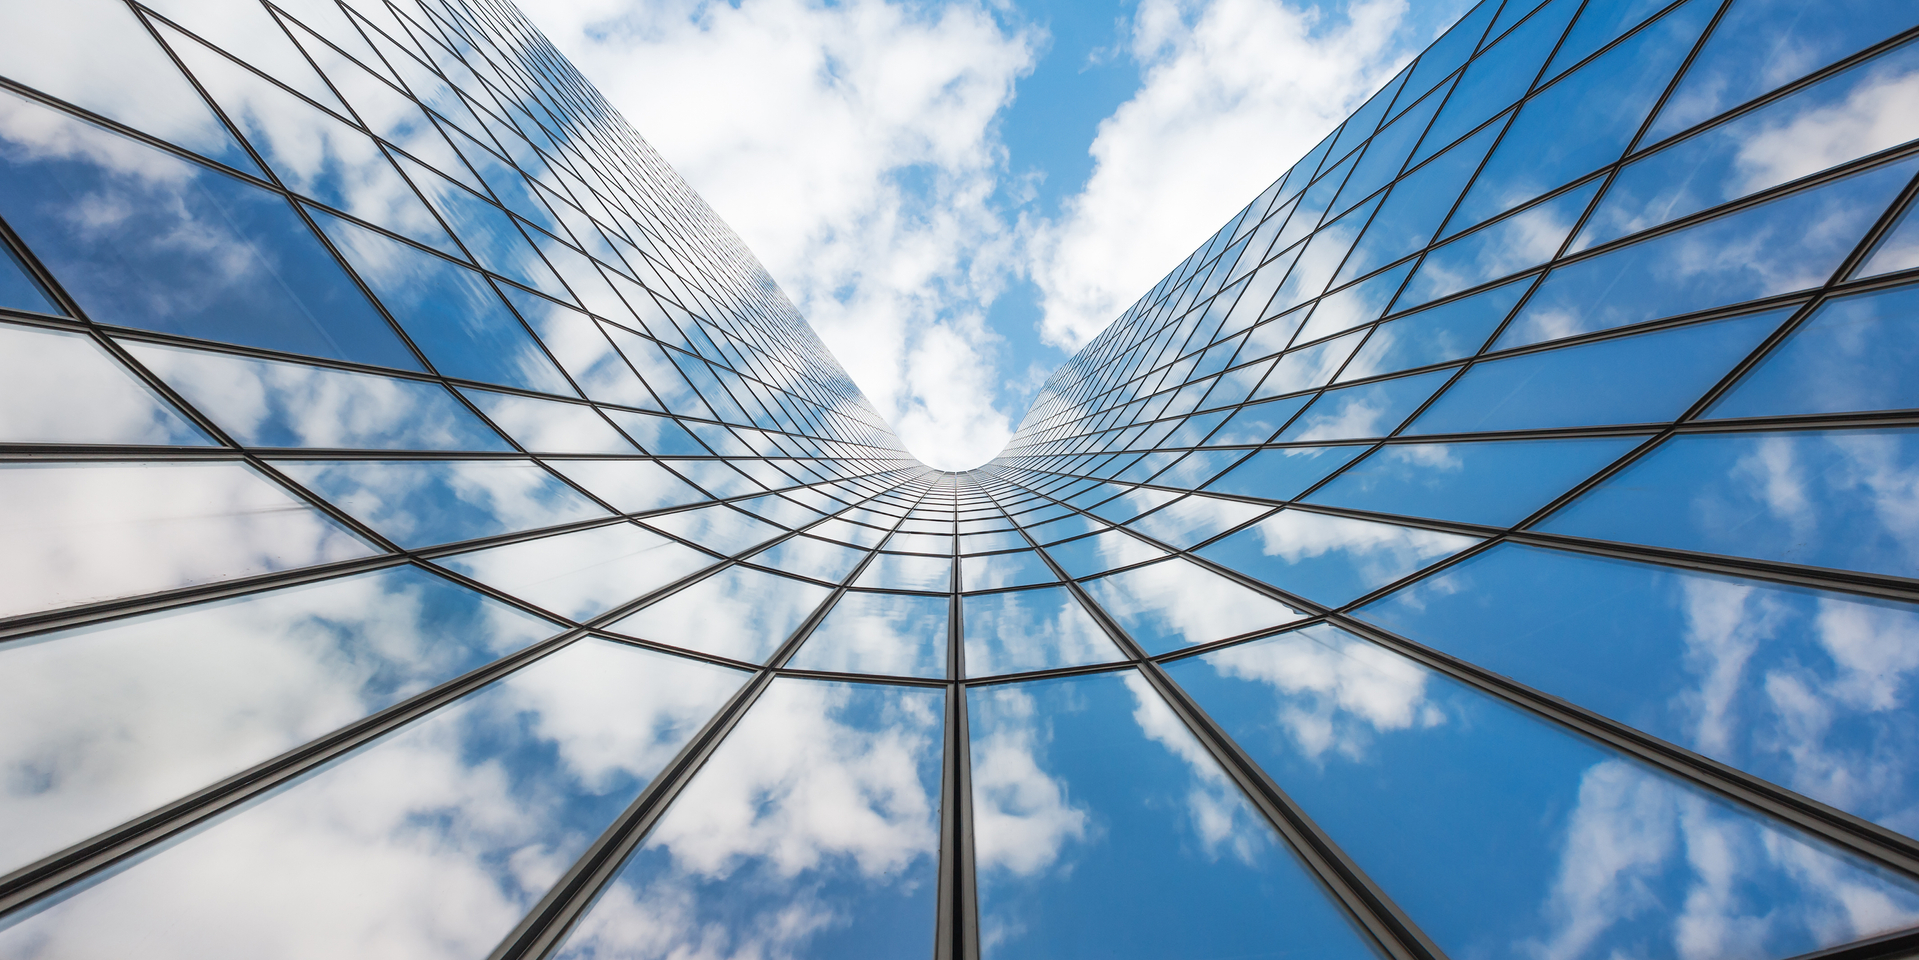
[525,0,1476,467]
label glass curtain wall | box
[0,0,1917,959]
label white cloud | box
[520,0,1036,469]
[524,0,1467,468]
[1029,0,1442,350]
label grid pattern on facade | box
[1,0,1918,958]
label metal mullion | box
[487,479,931,960]
[980,481,1442,960]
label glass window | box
[1205,445,1369,502]
[554,679,943,960]
[1582,40,1919,251]
[1273,368,1453,442]
[1534,156,1919,343]
[747,534,869,584]
[1168,624,1919,960]
[126,342,507,451]
[0,89,415,368]
[968,671,1383,960]
[1197,508,1479,606]
[1335,277,1527,382]
[1128,492,1270,548]
[1044,529,1171,579]
[1407,310,1788,434]
[276,459,610,548]
[1709,282,1919,418]
[852,551,952,591]
[644,503,787,556]
[1358,543,1919,836]
[787,591,949,678]
[436,522,712,622]
[1447,0,1712,233]
[542,458,704,514]
[0,639,747,959]
[317,211,575,394]
[0,0,256,169]
[962,586,1123,677]
[1083,557,1305,655]
[0,461,377,619]
[1304,436,1647,526]
[608,565,831,663]
[1398,179,1600,309]
[0,565,556,873]
[961,549,1059,592]
[459,389,635,454]
[1645,0,1918,141]
[1538,428,1919,578]
[0,324,210,445]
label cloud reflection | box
[554,679,943,960]
[0,639,746,960]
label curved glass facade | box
[1,0,1917,958]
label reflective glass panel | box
[554,678,943,960]
[852,552,952,591]
[1408,311,1787,434]
[1169,624,1919,960]
[787,591,949,678]
[1334,277,1528,382]
[968,671,1382,960]
[961,550,1060,592]
[1304,436,1646,526]
[1205,446,1369,502]
[747,534,869,584]
[607,565,831,663]
[0,565,556,872]
[460,389,636,454]
[1083,557,1305,655]
[644,503,786,556]
[436,522,712,622]
[0,639,746,960]
[1044,529,1171,578]
[0,89,414,367]
[1197,509,1479,606]
[127,342,508,451]
[542,458,705,514]
[962,586,1122,677]
[1359,543,1919,836]
[1538,429,1919,578]
[1710,283,1919,418]
[277,459,610,548]
[0,324,210,445]
[0,461,377,619]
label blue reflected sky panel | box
[0,565,559,874]
[607,565,832,664]
[126,342,510,451]
[0,461,379,620]
[436,522,713,622]
[1305,436,1647,527]
[1357,543,1919,837]
[1169,624,1919,960]
[1583,39,1919,253]
[788,591,949,679]
[556,679,943,960]
[1083,557,1306,655]
[276,459,611,548]
[962,586,1123,677]
[0,324,211,446]
[968,671,1383,960]
[1539,428,1919,579]
[1710,282,1919,419]
[1645,0,1919,142]
[0,88,416,368]
[1197,509,1479,607]
[0,639,747,960]
[1408,310,1790,434]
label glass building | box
[0,0,1916,956]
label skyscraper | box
[0,0,1916,956]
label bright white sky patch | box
[523,0,1473,469]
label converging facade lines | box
[0,0,1917,959]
